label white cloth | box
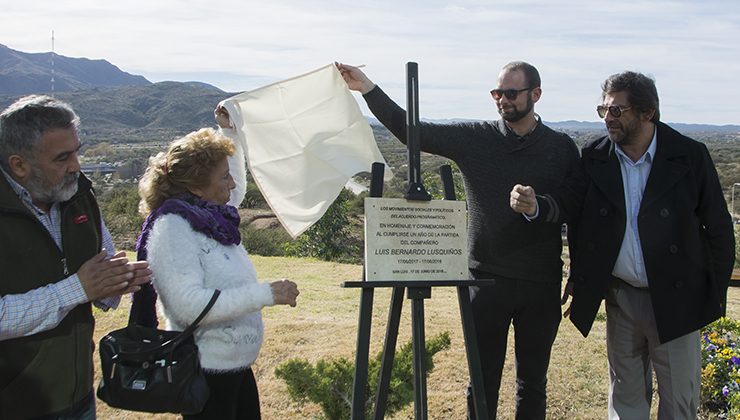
[221,64,390,238]
[219,127,248,207]
[146,214,274,371]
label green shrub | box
[422,161,466,201]
[97,183,143,250]
[701,317,740,418]
[275,331,451,420]
[284,189,358,263]
[240,225,292,257]
[240,181,268,209]
[348,190,367,214]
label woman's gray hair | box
[0,95,80,170]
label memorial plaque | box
[364,197,468,281]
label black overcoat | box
[549,122,735,343]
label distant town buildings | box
[80,163,117,176]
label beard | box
[25,169,80,205]
[606,116,641,145]
[498,94,534,123]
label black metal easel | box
[342,62,490,420]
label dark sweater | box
[364,86,580,282]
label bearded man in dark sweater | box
[338,61,580,419]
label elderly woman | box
[135,127,299,419]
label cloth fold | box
[222,64,390,238]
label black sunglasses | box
[597,105,632,119]
[490,87,532,100]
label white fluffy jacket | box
[146,213,274,372]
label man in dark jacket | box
[511,71,735,419]
[339,61,580,419]
[0,95,151,419]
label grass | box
[93,255,740,419]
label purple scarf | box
[136,193,241,260]
[130,193,241,327]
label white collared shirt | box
[611,129,658,288]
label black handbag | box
[97,290,220,414]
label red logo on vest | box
[73,214,89,224]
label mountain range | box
[1,43,738,142]
[412,118,740,134]
[0,43,233,141]
[0,43,149,94]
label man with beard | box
[510,71,735,419]
[338,61,580,419]
[0,95,152,419]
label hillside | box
[58,81,232,142]
[0,81,233,143]
[0,44,235,144]
[0,43,150,95]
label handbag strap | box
[180,289,221,338]
[113,290,221,359]
[121,289,221,356]
[165,289,221,348]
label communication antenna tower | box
[50,30,55,97]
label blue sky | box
[2,0,739,125]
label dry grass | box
[93,256,740,419]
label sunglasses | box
[596,105,632,119]
[490,87,532,101]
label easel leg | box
[409,287,430,420]
[351,287,374,420]
[458,286,490,420]
[354,162,384,420]
[373,287,405,420]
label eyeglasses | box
[490,87,532,101]
[596,105,632,118]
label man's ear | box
[7,154,31,180]
[531,87,542,103]
[642,108,656,122]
